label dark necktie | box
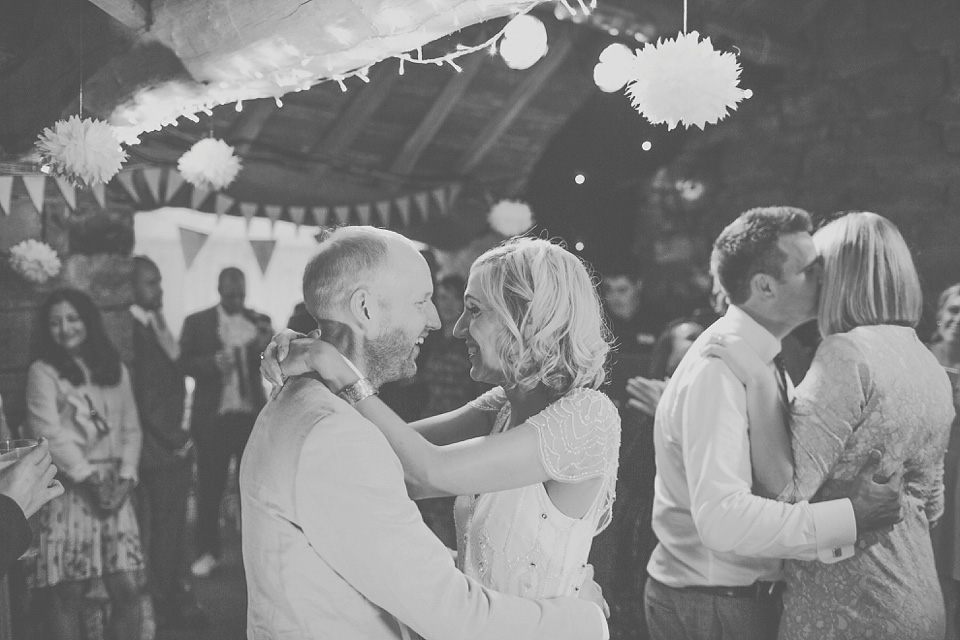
[773,353,792,419]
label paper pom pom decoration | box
[177,138,242,191]
[625,31,752,130]
[36,116,126,187]
[8,240,61,285]
[488,200,535,237]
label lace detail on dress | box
[526,388,620,483]
[467,387,507,412]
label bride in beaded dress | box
[264,237,621,600]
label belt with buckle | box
[683,581,784,599]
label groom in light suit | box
[240,226,609,640]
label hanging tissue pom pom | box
[177,138,242,191]
[488,200,535,237]
[36,116,126,187]
[8,240,61,285]
[625,31,752,130]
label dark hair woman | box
[25,288,144,640]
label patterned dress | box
[777,326,954,640]
[24,360,144,587]
[455,387,620,598]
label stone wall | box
[644,0,960,324]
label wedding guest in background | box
[286,301,317,335]
[180,267,271,578]
[645,207,904,640]
[128,256,207,629]
[25,289,144,640]
[416,274,490,547]
[929,282,960,640]
[0,436,63,578]
[595,315,709,640]
[705,211,953,640]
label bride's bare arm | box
[262,332,493,445]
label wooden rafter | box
[305,62,400,157]
[86,0,149,32]
[388,51,487,176]
[226,99,278,155]
[456,33,573,175]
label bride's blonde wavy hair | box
[470,237,611,396]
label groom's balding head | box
[302,226,415,322]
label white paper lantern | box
[499,15,548,70]
[625,30,752,130]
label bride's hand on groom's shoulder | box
[261,325,356,397]
[261,329,306,395]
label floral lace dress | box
[777,326,955,640]
[455,387,620,598]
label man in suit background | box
[241,227,609,640]
[128,256,207,629]
[180,267,271,578]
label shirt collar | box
[722,305,782,364]
[130,304,152,326]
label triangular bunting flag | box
[249,239,278,275]
[54,177,77,210]
[395,195,411,227]
[191,186,211,210]
[312,206,329,227]
[21,176,46,213]
[355,203,371,225]
[91,183,106,208]
[264,204,283,231]
[431,187,447,215]
[216,194,237,219]
[334,205,351,226]
[0,176,14,216]
[178,226,209,269]
[165,170,186,202]
[288,206,306,230]
[239,202,258,229]
[115,172,140,203]
[142,167,163,204]
[375,200,392,227]
[414,191,430,221]
[447,183,463,210]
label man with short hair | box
[128,256,207,629]
[180,267,272,578]
[644,206,904,640]
[240,227,609,640]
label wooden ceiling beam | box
[389,51,487,176]
[456,33,573,175]
[86,0,149,32]
[306,62,400,157]
[226,99,278,155]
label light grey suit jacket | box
[240,376,605,640]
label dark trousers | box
[194,412,256,558]
[644,577,782,640]
[137,455,192,618]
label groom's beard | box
[363,325,417,388]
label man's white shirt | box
[646,305,856,589]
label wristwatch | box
[337,378,378,405]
